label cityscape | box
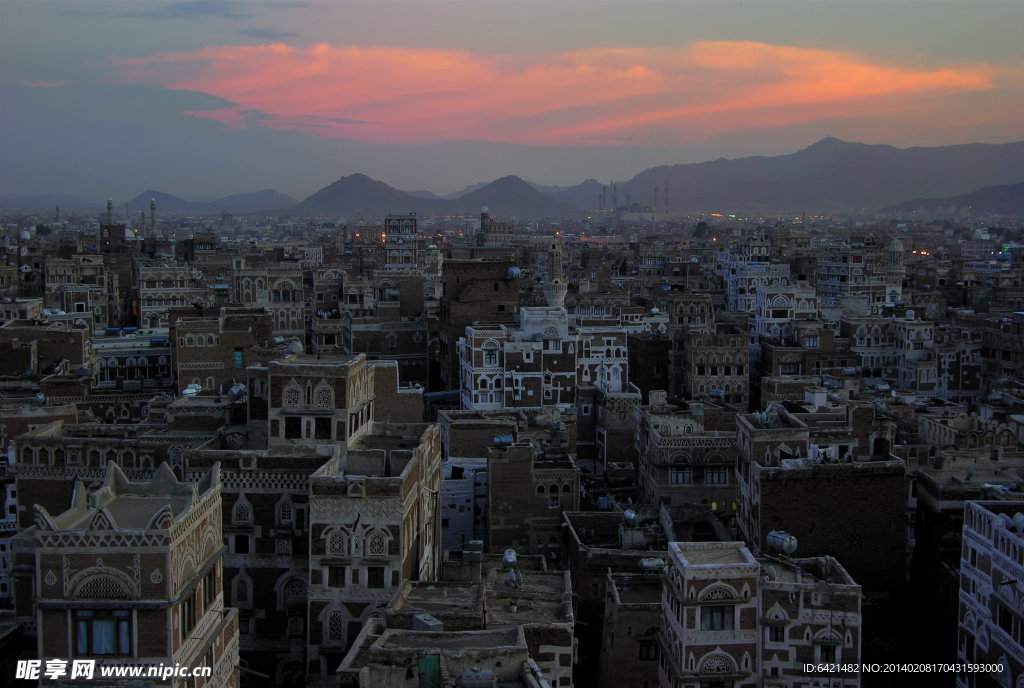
[4,2,1024,688]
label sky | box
[2,0,1023,201]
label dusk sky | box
[3,1,1023,202]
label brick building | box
[30,462,239,687]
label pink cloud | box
[108,40,1000,145]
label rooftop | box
[36,461,218,532]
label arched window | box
[278,502,293,525]
[235,576,250,603]
[233,501,252,525]
[284,384,301,408]
[314,383,333,409]
[327,610,344,642]
[327,530,347,556]
[281,578,306,607]
[366,531,387,558]
[482,340,499,366]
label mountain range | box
[0,189,298,215]
[7,137,1024,217]
[283,173,584,218]
[883,181,1024,216]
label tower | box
[543,240,567,308]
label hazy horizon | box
[3,1,1023,201]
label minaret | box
[543,240,567,308]
[106,197,113,226]
[150,197,157,237]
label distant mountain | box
[612,137,1024,214]
[445,181,491,199]
[283,173,583,218]
[883,181,1024,216]
[120,190,199,214]
[548,178,604,209]
[0,193,102,213]
[405,190,443,200]
[208,189,297,214]
[448,175,585,217]
[287,173,445,217]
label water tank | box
[623,508,638,525]
[906,309,916,320]
[412,613,444,632]
[640,557,666,571]
[506,266,522,278]
[455,668,497,688]
[503,549,518,567]
[766,530,798,555]
[492,434,513,447]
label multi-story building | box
[635,392,738,512]
[306,421,442,678]
[488,438,580,557]
[735,401,904,592]
[438,259,521,390]
[137,263,210,330]
[958,500,1024,688]
[659,541,861,688]
[171,307,275,395]
[458,306,629,411]
[30,461,239,687]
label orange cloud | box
[109,40,999,145]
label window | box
[279,502,293,525]
[315,384,333,409]
[700,605,734,631]
[284,385,301,408]
[180,593,195,642]
[202,570,215,608]
[483,342,499,366]
[367,567,385,589]
[233,502,251,525]
[639,642,659,661]
[284,416,301,439]
[670,468,692,485]
[74,610,131,656]
[316,417,332,440]
[366,532,387,558]
[327,566,346,587]
[769,625,785,642]
[705,468,728,485]
[328,531,347,556]
[234,535,250,554]
[328,611,344,642]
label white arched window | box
[284,383,302,408]
[327,610,344,642]
[327,530,348,556]
[233,501,252,525]
[314,383,333,409]
[366,531,388,559]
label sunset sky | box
[3,0,1023,200]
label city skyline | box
[3,0,1023,199]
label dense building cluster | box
[1,203,1024,688]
